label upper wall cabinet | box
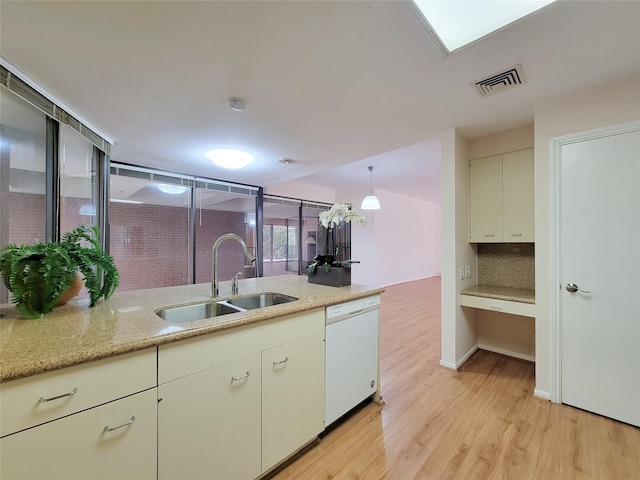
[469,148,534,243]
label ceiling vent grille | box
[472,64,526,97]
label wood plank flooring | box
[271,277,640,480]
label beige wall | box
[467,124,534,160]
[341,186,441,287]
[442,74,640,397]
[440,128,477,368]
[533,73,640,397]
[268,179,442,288]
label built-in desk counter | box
[460,284,535,317]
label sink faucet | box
[211,233,256,297]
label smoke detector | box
[228,97,246,111]
[278,158,295,165]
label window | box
[263,224,297,262]
[109,169,192,292]
[194,183,257,285]
[0,88,47,303]
[109,165,259,291]
[59,125,99,235]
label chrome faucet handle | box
[231,272,243,295]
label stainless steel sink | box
[156,301,243,323]
[221,292,298,311]
[156,292,297,323]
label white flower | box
[318,203,367,229]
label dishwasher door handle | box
[348,309,364,317]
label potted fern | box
[0,225,119,319]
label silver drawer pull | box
[510,233,523,237]
[104,416,136,432]
[484,234,495,238]
[273,357,289,366]
[231,371,250,381]
[38,387,78,403]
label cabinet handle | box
[231,371,250,381]
[273,357,289,366]
[38,387,78,403]
[510,233,523,237]
[104,416,136,432]
[484,234,495,238]
[490,306,502,311]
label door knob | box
[566,283,591,293]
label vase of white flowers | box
[307,203,366,287]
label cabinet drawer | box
[460,294,535,317]
[1,388,157,480]
[0,348,156,437]
[159,308,324,384]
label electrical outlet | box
[459,267,465,280]
[465,265,471,278]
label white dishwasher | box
[325,295,380,426]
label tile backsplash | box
[477,243,535,290]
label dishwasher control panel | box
[326,295,380,324]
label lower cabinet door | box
[0,388,157,480]
[158,353,262,480]
[262,332,325,473]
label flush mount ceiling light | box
[205,149,254,169]
[361,166,381,210]
[409,0,555,56]
[158,184,187,195]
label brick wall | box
[194,208,249,285]
[8,193,46,244]
[111,203,250,292]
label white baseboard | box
[533,388,552,401]
[456,345,478,368]
[439,359,457,370]
[439,345,478,371]
[477,344,535,363]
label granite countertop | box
[0,275,383,383]
[460,284,535,304]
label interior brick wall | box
[8,193,46,245]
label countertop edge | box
[460,285,535,305]
[1,282,384,383]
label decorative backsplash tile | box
[477,243,535,290]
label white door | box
[560,128,640,426]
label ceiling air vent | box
[472,64,526,97]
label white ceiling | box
[1,1,639,205]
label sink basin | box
[156,292,297,323]
[156,301,242,323]
[220,293,298,311]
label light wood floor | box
[272,277,640,480]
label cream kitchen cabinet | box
[158,353,262,480]
[262,331,325,473]
[157,308,325,480]
[0,348,157,480]
[469,148,534,243]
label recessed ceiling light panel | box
[205,149,254,169]
[411,0,555,54]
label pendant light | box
[361,165,381,210]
